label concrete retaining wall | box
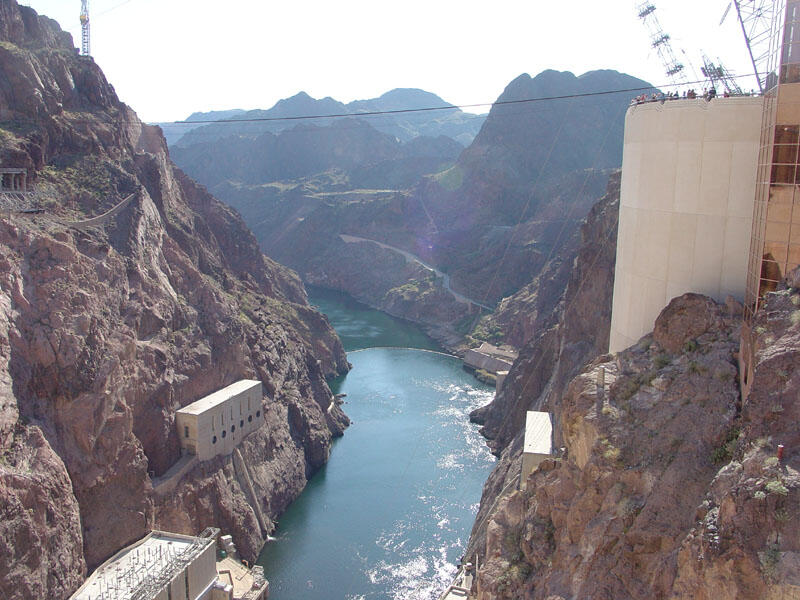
[463,349,514,374]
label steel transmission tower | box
[732,0,785,93]
[701,54,744,94]
[80,0,90,56]
[637,2,689,85]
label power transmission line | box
[5,72,759,130]
[162,72,760,128]
[95,0,136,18]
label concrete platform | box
[217,557,269,599]
[439,565,473,599]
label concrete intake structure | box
[609,97,763,353]
[463,342,517,375]
[176,380,264,462]
[520,411,553,491]
[0,168,27,193]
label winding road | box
[339,234,494,311]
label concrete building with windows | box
[176,380,263,462]
[609,96,763,353]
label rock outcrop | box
[0,2,349,598]
[0,424,85,600]
[473,293,743,599]
[468,286,800,599]
[462,171,619,574]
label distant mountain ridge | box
[171,118,464,190]
[156,108,245,146]
[170,88,486,147]
[169,69,655,348]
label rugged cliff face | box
[463,171,619,575]
[467,154,800,597]
[0,3,349,598]
[472,290,800,599]
[470,171,621,350]
[470,171,620,451]
[389,71,648,307]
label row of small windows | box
[211,398,255,431]
[211,410,261,444]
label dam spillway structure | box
[609,95,764,353]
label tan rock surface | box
[463,171,620,585]
[470,290,800,599]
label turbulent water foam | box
[367,543,459,600]
[365,378,493,599]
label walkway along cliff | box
[0,2,350,598]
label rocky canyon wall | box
[0,2,349,598]
[466,165,800,597]
[472,290,800,599]
[465,171,620,561]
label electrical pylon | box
[732,0,784,93]
[701,54,743,94]
[80,0,90,56]
[636,2,689,86]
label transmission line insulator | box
[638,5,656,18]
[652,34,671,47]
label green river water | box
[257,287,495,600]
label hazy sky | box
[20,0,758,123]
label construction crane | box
[637,2,689,85]
[80,0,90,57]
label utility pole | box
[80,0,90,57]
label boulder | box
[653,293,723,353]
